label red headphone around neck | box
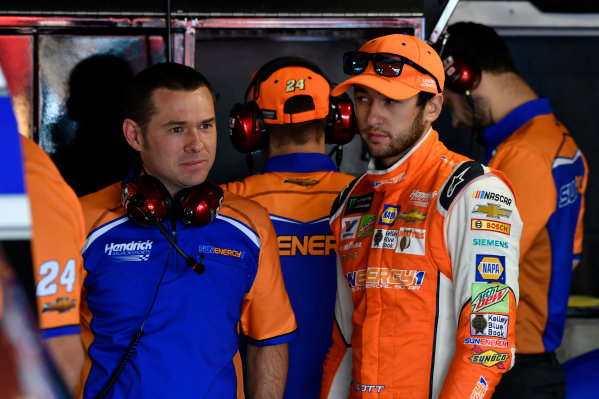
[121,174,223,227]
[228,56,357,154]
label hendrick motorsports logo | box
[105,240,152,262]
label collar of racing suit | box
[262,152,339,173]
[482,97,552,163]
[364,127,449,192]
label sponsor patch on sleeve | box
[470,313,509,338]
[471,283,510,313]
[475,254,506,283]
[470,376,488,399]
[471,219,511,235]
[469,346,509,369]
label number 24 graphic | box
[36,259,76,296]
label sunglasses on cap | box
[343,51,442,93]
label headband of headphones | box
[229,56,357,154]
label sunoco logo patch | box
[469,345,509,369]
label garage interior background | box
[0,0,598,361]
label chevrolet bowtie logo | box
[473,203,512,219]
[398,210,427,223]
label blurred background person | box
[441,22,588,399]
[225,56,356,398]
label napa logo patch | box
[471,283,510,313]
[469,345,509,369]
[379,205,399,226]
[475,254,506,283]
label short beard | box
[368,105,425,168]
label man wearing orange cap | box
[225,56,356,398]
[320,34,522,398]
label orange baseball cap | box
[331,34,444,100]
[251,65,331,125]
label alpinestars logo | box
[105,240,153,262]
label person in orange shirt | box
[77,62,296,398]
[441,22,588,399]
[320,34,522,398]
[23,134,86,393]
[225,56,357,398]
[0,130,85,395]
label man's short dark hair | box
[417,92,435,108]
[124,62,216,131]
[445,22,517,74]
[267,95,327,146]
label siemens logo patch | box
[472,190,512,206]
[473,238,508,249]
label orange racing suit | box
[320,129,523,398]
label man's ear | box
[425,93,443,123]
[123,118,144,151]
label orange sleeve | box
[440,289,517,398]
[488,146,555,259]
[22,136,86,335]
[228,195,297,344]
